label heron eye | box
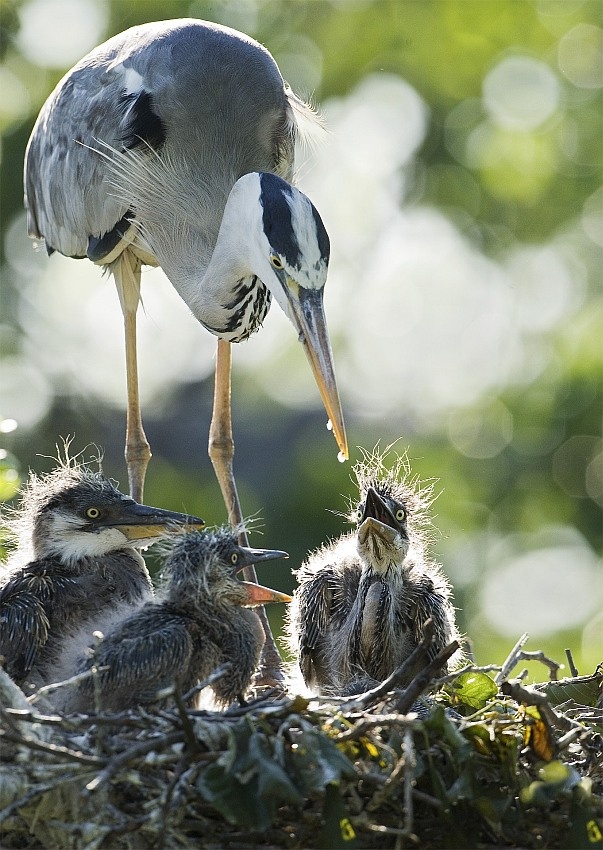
[231,553,239,565]
[395,508,406,522]
[85,507,101,519]
[270,254,284,270]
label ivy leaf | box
[288,726,355,795]
[449,672,498,710]
[196,720,302,829]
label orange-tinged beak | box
[238,581,292,606]
[287,285,348,461]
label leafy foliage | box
[1,652,601,849]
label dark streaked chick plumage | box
[0,459,204,693]
[62,528,290,712]
[286,451,462,696]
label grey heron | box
[286,452,461,696]
[23,18,348,517]
[57,527,290,712]
[0,458,204,694]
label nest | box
[1,632,601,850]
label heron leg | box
[113,251,152,503]
[208,339,285,688]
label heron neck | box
[173,187,270,342]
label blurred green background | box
[1,0,601,680]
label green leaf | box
[520,760,582,806]
[288,726,355,795]
[449,671,498,709]
[425,706,472,761]
[539,675,602,709]
[196,762,260,827]
[196,720,302,829]
[244,733,303,807]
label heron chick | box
[0,459,204,693]
[60,528,290,712]
[286,451,462,696]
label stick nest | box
[1,637,601,850]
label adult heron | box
[23,18,348,519]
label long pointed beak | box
[362,487,396,528]
[287,285,348,461]
[238,581,292,606]
[358,516,398,546]
[106,502,205,542]
[232,546,289,574]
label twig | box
[182,662,232,703]
[340,619,436,711]
[515,651,560,681]
[394,640,460,714]
[335,714,418,743]
[403,726,415,837]
[495,633,530,684]
[28,665,109,703]
[84,729,183,794]
[434,662,502,685]
[500,680,576,733]
[411,788,443,809]
[0,728,106,766]
[565,648,579,677]
[173,688,199,753]
[0,780,59,824]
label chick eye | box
[270,254,284,270]
[231,553,239,565]
[85,507,101,519]
[395,508,406,522]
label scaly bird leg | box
[113,250,152,503]
[208,338,285,688]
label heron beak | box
[358,516,398,547]
[231,546,289,575]
[106,502,205,542]
[238,581,292,606]
[362,487,396,528]
[286,284,348,461]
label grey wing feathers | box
[24,59,133,258]
[23,19,302,259]
[80,609,193,696]
[410,575,458,664]
[296,571,333,649]
[0,583,49,682]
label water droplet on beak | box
[337,451,346,464]
[326,419,333,432]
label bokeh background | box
[1,0,601,678]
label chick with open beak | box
[57,528,290,712]
[286,451,462,697]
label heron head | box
[21,467,204,564]
[356,486,410,575]
[229,171,347,461]
[160,527,291,608]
